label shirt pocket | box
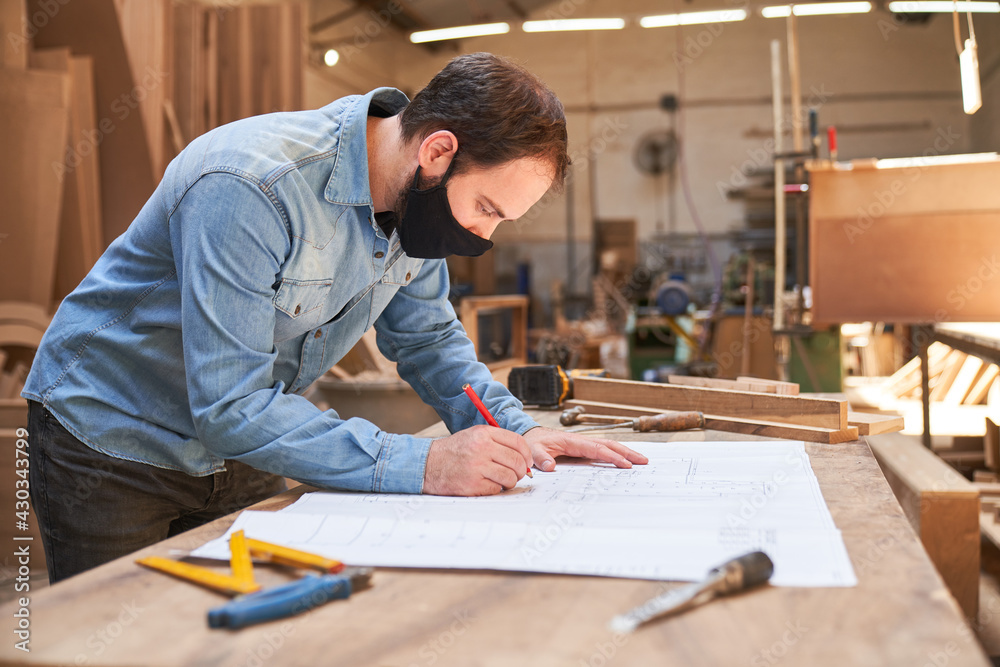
[272,279,332,339]
[379,256,417,286]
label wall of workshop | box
[308,0,980,322]
[305,0,427,107]
[971,14,1000,151]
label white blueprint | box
[193,441,857,586]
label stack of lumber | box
[0,0,73,309]
[886,342,998,406]
[562,376,904,444]
[2,0,305,314]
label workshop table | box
[0,410,990,666]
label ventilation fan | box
[634,129,678,176]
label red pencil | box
[462,383,533,478]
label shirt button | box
[405,272,411,281]
[294,305,301,315]
[314,330,322,339]
[375,251,384,259]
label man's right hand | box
[422,425,533,496]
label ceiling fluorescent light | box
[640,9,748,27]
[523,18,625,32]
[410,22,510,44]
[762,2,872,17]
[761,5,793,17]
[888,1,998,11]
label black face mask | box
[397,161,494,259]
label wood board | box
[848,411,905,436]
[737,376,800,395]
[572,376,847,430]
[29,48,104,305]
[563,400,859,444]
[868,432,980,620]
[666,375,779,393]
[30,0,158,247]
[0,67,71,308]
[0,0,26,69]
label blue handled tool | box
[208,568,373,630]
[137,530,373,630]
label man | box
[23,53,647,583]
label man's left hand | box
[521,426,649,472]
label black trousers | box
[27,401,286,583]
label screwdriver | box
[566,411,704,434]
[608,551,774,634]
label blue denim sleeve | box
[170,173,430,493]
[374,259,540,437]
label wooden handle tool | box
[566,411,705,434]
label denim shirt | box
[22,87,538,494]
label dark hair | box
[400,53,569,189]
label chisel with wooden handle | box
[566,411,705,434]
[608,551,774,633]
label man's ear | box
[416,130,458,180]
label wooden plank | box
[945,356,983,405]
[572,376,847,429]
[868,432,980,620]
[888,343,951,398]
[30,49,104,305]
[115,0,171,179]
[960,363,990,404]
[848,411,905,436]
[0,67,71,308]
[975,481,1000,496]
[667,375,778,393]
[0,0,26,69]
[30,0,158,248]
[929,351,967,402]
[967,364,999,405]
[986,417,1000,472]
[736,376,800,395]
[563,400,859,444]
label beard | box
[391,167,443,223]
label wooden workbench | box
[0,411,989,666]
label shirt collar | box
[324,87,410,207]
